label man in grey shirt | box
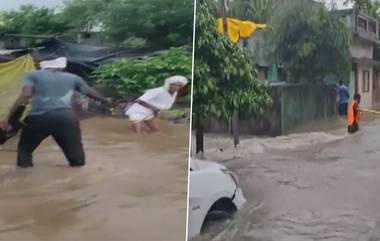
[0,57,111,167]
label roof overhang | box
[351,56,380,66]
[350,29,380,45]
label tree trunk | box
[195,118,204,156]
[232,109,239,147]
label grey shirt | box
[23,70,91,115]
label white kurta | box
[126,87,177,121]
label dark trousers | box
[17,109,85,167]
[338,103,348,116]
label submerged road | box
[0,117,189,241]
[195,116,380,241]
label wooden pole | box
[220,0,240,147]
[221,0,228,33]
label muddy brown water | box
[193,115,380,241]
[0,117,189,241]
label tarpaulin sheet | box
[0,54,35,117]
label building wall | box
[350,37,373,58]
[349,65,374,109]
[349,36,374,109]
[373,71,380,108]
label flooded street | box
[0,117,189,241]
[195,115,380,241]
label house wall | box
[357,64,373,109]
[245,30,281,83]
[350,37,373,58]
[349,36,375,109]
[349,64,374,109]
[373,71,380,108]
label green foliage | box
[345,0,373,10]
[228,0,273,23]
[62,0,106,33]
[193,1,272,122]
[61,0,194,48]
[121,37,147,49]
[1,0,194,49]
[93,47,192,98]
[271,0,350,83]
[0,5,71,36]
[101,0,194,48]
[345,0,380,22]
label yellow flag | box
[217,18,240,44]
[217,17,267,44]
[239,21,267,39]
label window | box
[362,70,370,93]
[358,16,367,30]
[369,21,377,34]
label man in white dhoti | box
[125,75,188,133]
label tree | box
[62,0,109,33]
[228,0,274,23]
[344,0,373,10]
[270,0,350,83]
[61,0,194,48]
[0,5,71,36]
[193,1,272,154]
[102,0,194,48]
[0,0,194,49]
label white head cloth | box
[163,75,188,90]
[40,57,68,69]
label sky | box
[0,0,64,11]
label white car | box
[187,159,246,240]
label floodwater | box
[194,114,380,241]
[0,117,189,241]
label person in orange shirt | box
[347,93,361,134]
